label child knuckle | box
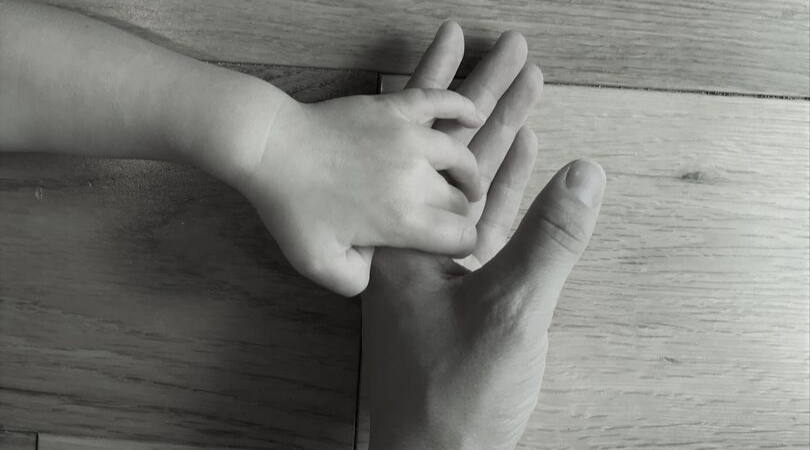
[399,203,422,231]
[396,125,418,144]
[394,157,424,187]
[461,146,478,172]
[456,223,476,251]
[395,88,422,109]
[422,88,443,107]
[383,196,410,225]
[295,245,330,281]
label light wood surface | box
[37,434,251,450]
[39,0,810,97]
[0,431,36,450]
[1,6,808,444]
[355,75,810,449]
[0,65,376,450]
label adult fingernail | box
[565,159,606,208]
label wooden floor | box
[38,0,810,96]
[1,1,808,449]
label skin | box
[0,2,607,446]
[362,22,606,450]
[0,1,485,297]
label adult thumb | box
[481,159,605,308]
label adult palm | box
[362,22,606,450]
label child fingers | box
[398,88,483,128]
[425,171,470,215]
[399,208,477,258]
[335,246,374,297]
[423,129,482,201]
[292,244,373,297]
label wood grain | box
[355,76,810,449]
[38,434,247,450]
[39,0,810,97]
[0,431,36,450]
[0,64,376,450]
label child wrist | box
[188,73,294,192]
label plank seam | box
[206,60,810,101]
[544,81,810,101]
[352,298,365,450]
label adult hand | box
[362,22,606,450]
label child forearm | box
[0,1,486,295]
[0,0,289,187]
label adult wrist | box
[369,420,485,450]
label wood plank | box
[355,76,810,449]
[38,434,247,450]
[0,431,36,450]
[40,0,810,97]
[0,64,376,450]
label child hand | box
[238,89,485,296]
